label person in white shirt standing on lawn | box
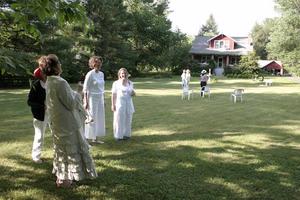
[83,56,106,144]
[111,68,135,141]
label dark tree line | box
[0,0,193,82]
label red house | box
[190,33,253,70]
[258,60,284,75]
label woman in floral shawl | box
[44,54,97,188]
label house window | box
[215,40,229,49]
[229,57,239,65]
[200,56,209,63]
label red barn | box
[258,60,284,75]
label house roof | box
[258,60,283,68]
[207,33,237,43]
[189,35,253,56]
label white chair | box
[231,89,244,103]
[182,86,193,100]
[200,86,210,99]
[265,79,272,86]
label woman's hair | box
[37,56,47,67]
[88,56,103,69]
[44,54,61,76]
[118,68,129,79]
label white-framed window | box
[214,40,229,49]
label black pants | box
[200,81,207,96]
[200,81,207,89]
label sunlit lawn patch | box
[0,76,300,199]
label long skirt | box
[52,128,97,181]
[85,93,105,140]
[113,107,133,139]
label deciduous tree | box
[0,0,86,76]
[267,0,300,75]
[251,18,275,60]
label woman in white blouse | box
[111,68,135,140]
[83,56,106,143]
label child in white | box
[111,68,135,140]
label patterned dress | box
[46,75,97,181]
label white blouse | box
[83,69,105,94]
[112,80,135,114]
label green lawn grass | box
[1,76,300,200]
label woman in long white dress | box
[186,69,191,86]
[181,69,186,87]
[83,56,106,143]
[44,54,97,188]
[111,68,135,140]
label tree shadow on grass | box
[88,90,300,199]
[3,133,300,200]
[91,140,300,199]
[2,80,300,199]
[0,154,100,200]
[89,108,300,199]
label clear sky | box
[167,0,279,37]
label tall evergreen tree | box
[198,14,219,37]
[125,0,173,71]
[85,0,135,77]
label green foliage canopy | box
[0,0,193,82]
[251,19,275,60]
[238,52,260,76]
[267,0,300,75]
[0,0,87,76]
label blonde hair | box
[88,56,103,69]
[118,68,129,79]
[37,56,47,67]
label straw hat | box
[201,70,207,74]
